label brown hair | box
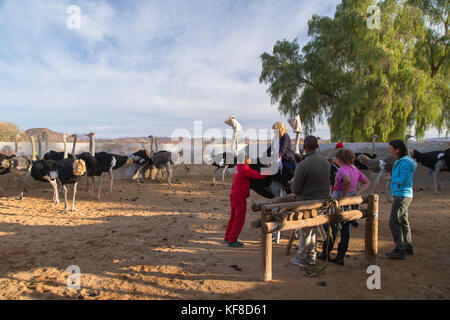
[335,148,355,165]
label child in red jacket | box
[225,157,268,247]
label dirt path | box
[0,172,449,300]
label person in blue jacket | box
[384,139,417,260]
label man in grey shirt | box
[291,135,330,267]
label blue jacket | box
[390,156,417,198]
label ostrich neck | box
[37,138,42,157]
[89,135,95,155]
[232,130,238,156]
[294,133,301,155]
[72,136,77,156]
[154,137,158,152]
[63,136,68,159]
[30,137,36,161]
[150,136,154,155]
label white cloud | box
[3,0,389,139]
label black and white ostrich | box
[207,152,237,186]
[77,132,133,199]
[354,134,378,171]
[130,149,153,184]
[0,136,33,199]
[411,148,450,193]
[28,135,61,205]
[50,156,87,213]
[130,136,181,186]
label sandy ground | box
[0,165,449,300]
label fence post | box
[261,210,272,281]
[365,194,378,265]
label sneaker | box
[385,248,406,260]
[406,247,414,255]
[228,241,244,247]
[235,240,244,246]
[290,256,308,267]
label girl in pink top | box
[318,149,371,265]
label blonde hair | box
[272,121,287,137]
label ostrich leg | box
[71,182,78,211]
[432,161,445,194]
[167,162,173,186]
[385,180,392,203]
[109,167,114,193]
[97,173,104,200]
[50,180,59,205]
[212,167,220,186]
[222,165,230,184]
[62,185,69,213]
[374,169,385,194]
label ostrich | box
[0,135,34,199]
[138,136,183,186]
[130,149,153,184]
[411,148,450,193]
[77,132,133,199]
[354,134,378,170]
[29,135,60,205]
[208,116,243,185]
[50,139,87,212]
[0,153,17,196]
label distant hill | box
[25,128,82,142]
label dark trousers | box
[390,196,413,251]
[322,222,351,257]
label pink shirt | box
[334,165,367,193]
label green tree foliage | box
[0,122,20,142]
[260,0,449,141]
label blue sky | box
[0,0,442,139]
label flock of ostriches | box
[0,132,449,213]
[0,133,175,212]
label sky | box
[0,0,444,140]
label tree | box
[260,0,449,141]
[0,122,21,142]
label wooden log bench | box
[252,194,379,281]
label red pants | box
[225,195,247,243]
